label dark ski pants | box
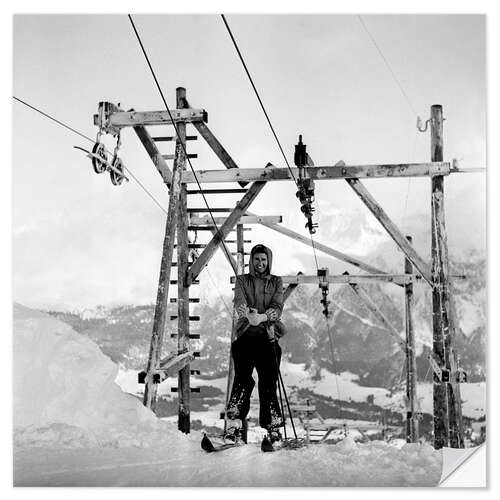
[226,333,284,430]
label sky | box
[11,14,486,310]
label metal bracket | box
[428,354,467,383]
[429,162,450,177]
[93,101,122,137]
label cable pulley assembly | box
[294,135,318,234]
[75,101,128,185]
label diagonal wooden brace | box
[283,272,303,303]
[157,351,195,382]
[193,122,248,188]
[210,228,238,275]
[134,125,173,186]
[186,166,271,285]
[345,177,432,285]
[347,278,405,350]
[246,211,386,276]
[143,154,183,409]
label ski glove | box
[247,308,268,326]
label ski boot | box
[261,428,283,452]
[224,419,243,444]
[268,429,282,444]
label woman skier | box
[224,243,286,445]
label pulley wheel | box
[92,142,108,174]
[110,157,125,186]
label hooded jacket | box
[233,244,285,340]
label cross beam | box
[190,214,282,226]
[107,108,207,128]
[230,273,463,286]
[180,162,451,183]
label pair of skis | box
[201,433,304,453]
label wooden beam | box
[186,169,270,285]
[246,211,386,275]
[430,104,464,449]
[404,235,419,443]
[187,188,248,195]
[155,351,196,382]
[210,228,238,275]
[109,108,207,128]
[283,272,303,303]
[152,135,197,142]
[133,125,172,186]
[180,162,451,184]
[193,121,248,188]
[142,134,183,410]
[187,208,233,213]
[224,224,246,433]
[345,177,433,285]
[278,274,412,285]
[230,273,464,285]
[175,88,191,434]
[189,214,282,226]
[347,279,405,349]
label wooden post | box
[430,104,464,448]
[224,224,245,431]
[176,87,191,433]
[404,235,419,443]
[142,134,183,410]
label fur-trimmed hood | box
[249,244,273,276]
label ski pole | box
[270,325,298,440]
[277,365,298,439]
[271,335,287,440]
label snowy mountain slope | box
[13,303,443,487]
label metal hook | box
[416,116,431,133]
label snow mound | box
[13,303,191,449]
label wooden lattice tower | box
[93,92,473,448]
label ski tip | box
[201,433,216,453]
[261,436,274,453]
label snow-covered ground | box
[13,304,444,486]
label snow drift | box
[13,303,189,449]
